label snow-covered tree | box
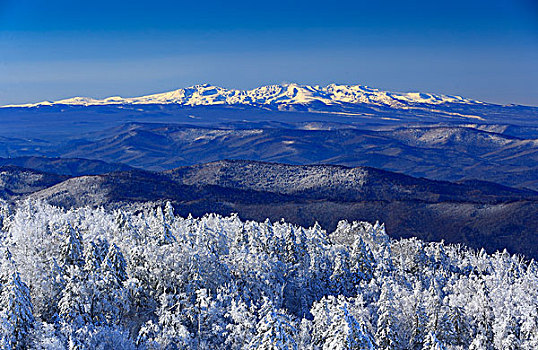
[423,331,446,350]
[350,237,374,282]
[249,299,298,350]
[375,281,401,350]
[0,200,533,349]
[225,298,257,349]
[59,224,84,269]
[58,266,91,328]
[311,295,375,350]
[0,249,35,349]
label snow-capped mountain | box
[3,83,482,108]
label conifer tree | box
[409,283,427,350]
[41,257,66,322]
[472,282,495,350]
[350,237,374,282]
[442,304,470,346]
[93,243,129,325]
[58,266,91,328]
[155,206,176,245]
[375,281,401,350]
[520,310,538,350]
[0,249,35,350]
[101,243,127,283]
[249,299,298,350]
[330,249,356,297]
[83,239,108,272]
[142,292,192,349]
[423,331,446,350]
[60,224,84,268]
[312,295,375,350]
[225,298,257,349]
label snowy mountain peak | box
[2,83,483,108]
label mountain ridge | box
[53,122,538,190]
[2,83,486,109]
[166,159,538,201]
[17,159,537,258]
[1,158,537,257]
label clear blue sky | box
[1,0,537,105]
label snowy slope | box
[3,83,482,109]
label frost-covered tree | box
[329,249,357,298]
[154,206,176,245]
[249,298,298,350]
[375,281,401,350]
[58,266,91,328]
[225,298,257,349]
[41,258,65,323]
[101,243,127,283]
[442,304,470,347]
[0,200,535,349]
[311,295,374,350]
[409,283,428,350]
[350,237,374,282]
[137,292,192,349]
[0,249,35,350]
[423,331,446,350]
[83,239,108,273]
[471,282,495,350]
[59,224,84,269]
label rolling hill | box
[0,159,532,258]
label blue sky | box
[1,0,537,105]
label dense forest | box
[0,199,536,349]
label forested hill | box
[1,160,538,258]
[16,160,538,259]
[0,200,536,349]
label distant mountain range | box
[1,122,535,190]
[3,83,538,129]
[1,159,537,259]
[2,83,483,108]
